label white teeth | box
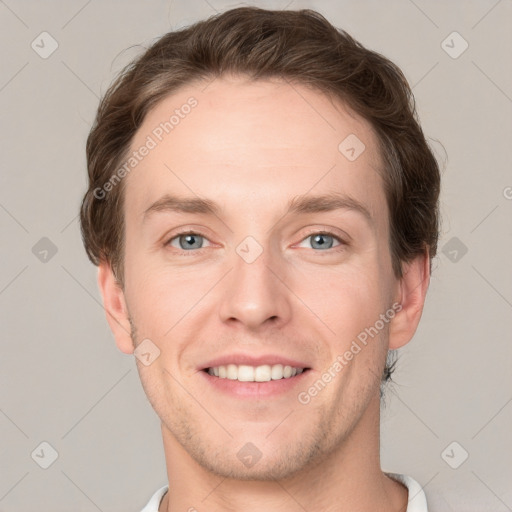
[254,365,271,382]
[227,364,238,380]
[206,363,306,382]
[237,365,254,382]
[271,364,283,380]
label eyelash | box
[164,229,348,255]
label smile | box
[205,364,307,382]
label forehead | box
[124,76,387,233]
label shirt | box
[140,472,428,511]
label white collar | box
[141,473,428,512]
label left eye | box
[297,232,343,250]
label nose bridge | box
[218,234,291,329]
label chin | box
[180,431,324,482]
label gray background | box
[0,0,511,510]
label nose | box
[218,240,292,331]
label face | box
[109,75,406,480]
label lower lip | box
[199,369,311,398]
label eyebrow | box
[142,192,374,227]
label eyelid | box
[296,226,350,245]
[164,226,349,254]
[293,228,348,250]
[164,228,214,251]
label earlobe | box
[388,249,431,350]
[97,262,134,354]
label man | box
[80,7,440,512]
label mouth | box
[198,354,313,398]
[202,364,311,382]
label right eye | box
[166,231,213,252]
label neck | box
[159,394,408,512]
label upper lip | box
[200,354,311,370]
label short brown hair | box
[80,7,441,384]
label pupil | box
[182,234,201,249]
[313,234,332,249]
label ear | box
[97,261,134,354]
[388,248,431,349]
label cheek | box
[125,260,214,349]
[303,265,386,338]
[124,257,175,329]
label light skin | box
[98,75,430,512]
